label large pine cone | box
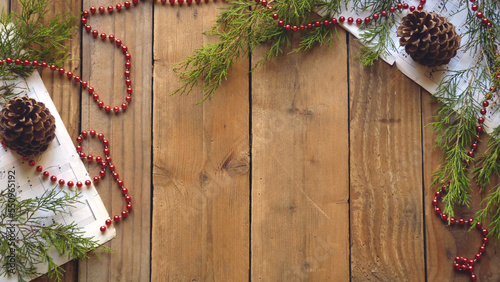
[397,10,461,67]
[0,96,56,156]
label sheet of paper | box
[0,72,115,281]
[322,0,500,133]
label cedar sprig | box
[0,187,108,282]
[357,13,397,66]
[173,0,346,101]
[0,0,76,101]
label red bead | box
[127,204,133,211]
[108,34,115,42]
[355,18,362,25]
[121,45,128,52]
[459,218,465,225]
[454,263,460,270]
[468,218,474,225]
[364,17,370,24]
[5,57,12,64]
[28,160,35,166]
[469,259,475,265]
[74,76,81,82]
[125,79,132,86]
[475,253,481,260]
[36,165,43,172]
[468,265,474,272]
[76,181,83,188]
[482,228,488,236]
[450,217,456,224]
[99,170,106,177]
[420,0,426,4]
[278,20,284,27]
[483,237,489,244]
[87,155,94,161]
[121,210,128,218]
[103,139,109,146]
[403,3,409,9]
[339,16,345,23]
[113,172,119,179]
[482,18,489,25]
[122,103,128,110]
[82,10,89,17]
[476,221,482,228]
[272,13,278,20]
[100,33,106,40]
[434,207,441,214]
[100,226,106,232]
[315,21,320,27]
[461,264,468,271]
[50,176,57,182]
[92,30,98,37]
[435,191,441,198]
[389,6,395,13]
[113,106,120,113]
[118,180,124,187]
[432,199,438,206]
[116,39,122,46]
[85,180,92,186]
[472,143,478,149]
[468,151,475,157]
[133,0,139,4]
[417,4,423,10]
[125,62,131,69]
[105,156,111,163]
[14,59,21,65]
[85,25,92,32]
[372,14,379,20]
[126,96,132,103]
[109,164,115,171]
[104,148,110,155]
[479,245,486,253]
[116,4,122,10]
[454,256,461,263]
[441,213,448,220]
[397,3,402,9]
[22,156,29,161]
[50,64,57,71]
[347,17,354,24]
[483,101,489,107]
[90,6,96,13]
[66,71,73,78]
[477,12,483,18]
[124,1,131,7]
[41,61,48,68]
[43,171,50,178]
[32,60,39,67]
[107,5,113,12]
[471,4,478,11]
[125,53,132,60]
[98,6,105,13]
[93,176,100,183]
[100,162,108,169]
[471,274,477,281]
[105,219,112,226]
[125,70,131,77]
[104,105,111,112]
[122,187,128,194]
[76,136,83,143]
[125,195,132,202]
[323,20,329,27]
[96,156,103,163]
[478,117,484,124]
[90,130,96,137]
[58,68,65,74]
[59,179,65,185]
[114,215,120,222]
[480,108,487,115]
[67,181,74,187]
[81,17,87,24]
[331,19,336,25]
[23,59,30,66]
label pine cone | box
[0,96,56,156]
[397,10,461,67]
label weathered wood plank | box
[423,93,500,282]
[348,35,425,280]
[251,29,349,281]
[151,2,250,281]
[78,0,152,281]
[8,0,82,281]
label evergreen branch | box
[0,0,76,102]
[0,187,109,281]
[357,14,397,66]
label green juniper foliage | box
[175,0,500,240]
[0,187,107,281]
[0,0,76,104]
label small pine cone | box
[0,96,56,156]
[397,10,461,67]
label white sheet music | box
[0,72,115,281]
[322,0,500,133]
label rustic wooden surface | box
[2,0,500,281]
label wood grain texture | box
[8,0,82,281]
[79,0,152,281]
[349,35,425,281]
[423,92,500,282]
[151,2,250,281]
[251,29,349,281]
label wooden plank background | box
[1,0,500,281]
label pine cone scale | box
[397,10,460,67]
[0,96,56,156]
